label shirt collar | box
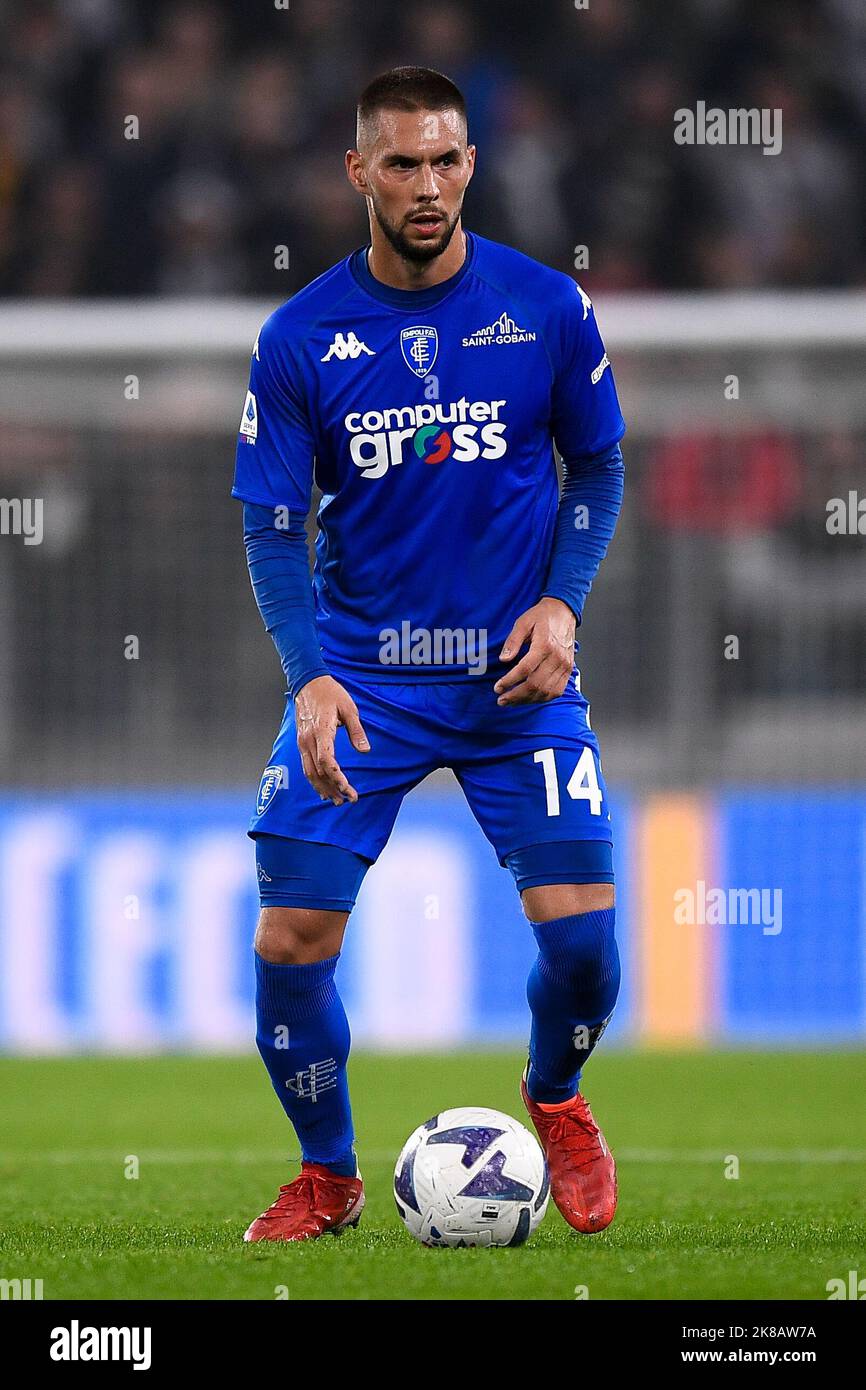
[349,230,475,309]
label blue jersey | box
[232,231,625,682]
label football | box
[393,1106,550,1247]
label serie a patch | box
[239,390,258,442]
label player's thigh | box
[252,833,369,963]
[521,881,615,923]
[248,679,440,862]
[503,835,615,922]
[458,695,614,867]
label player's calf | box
[250,836,367,1238]
[524,896,620,1103]
[518,872,620,1233]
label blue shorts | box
[249,666,613,875]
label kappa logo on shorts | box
[256,764,287,816]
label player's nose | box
[414,163,438,198]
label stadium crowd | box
[0,0,864,297]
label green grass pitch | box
[1,1050,864,1300]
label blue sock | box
[525,907,620,1104]
[254,950,356,1173]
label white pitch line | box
[1,1148,865,1166]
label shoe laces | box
[262,1170,340,1224]
[547,1097,602,1165]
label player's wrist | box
[539,593,580,626]
[291,669,332,702]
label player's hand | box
[494,597,577,705]
[295,675,370,806]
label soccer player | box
[234,67,625,1242]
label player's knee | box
[522,881,614,921]
[528,898,620,1006]
[254,906,349,964]
[252,834,368,961]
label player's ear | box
[465,144,477,183]
[345,149,369,196]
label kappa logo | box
[576,284,593,320]
[321,331,376,362]
[462,310,536,348]
[400,325,438,377]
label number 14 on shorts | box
[534,747,604,817]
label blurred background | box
[0,0,865,1053]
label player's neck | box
[366,226,467,292]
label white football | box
[393,1105,550,1248]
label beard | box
[370,197,462,264]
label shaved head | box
[356,66,468,152]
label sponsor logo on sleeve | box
[590,352,610,385]
[239,390,258,442]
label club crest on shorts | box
[256,764,285,816]
[400,325,438,378]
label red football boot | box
[521,1071,617,1233]
[243,1162,365,1243]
